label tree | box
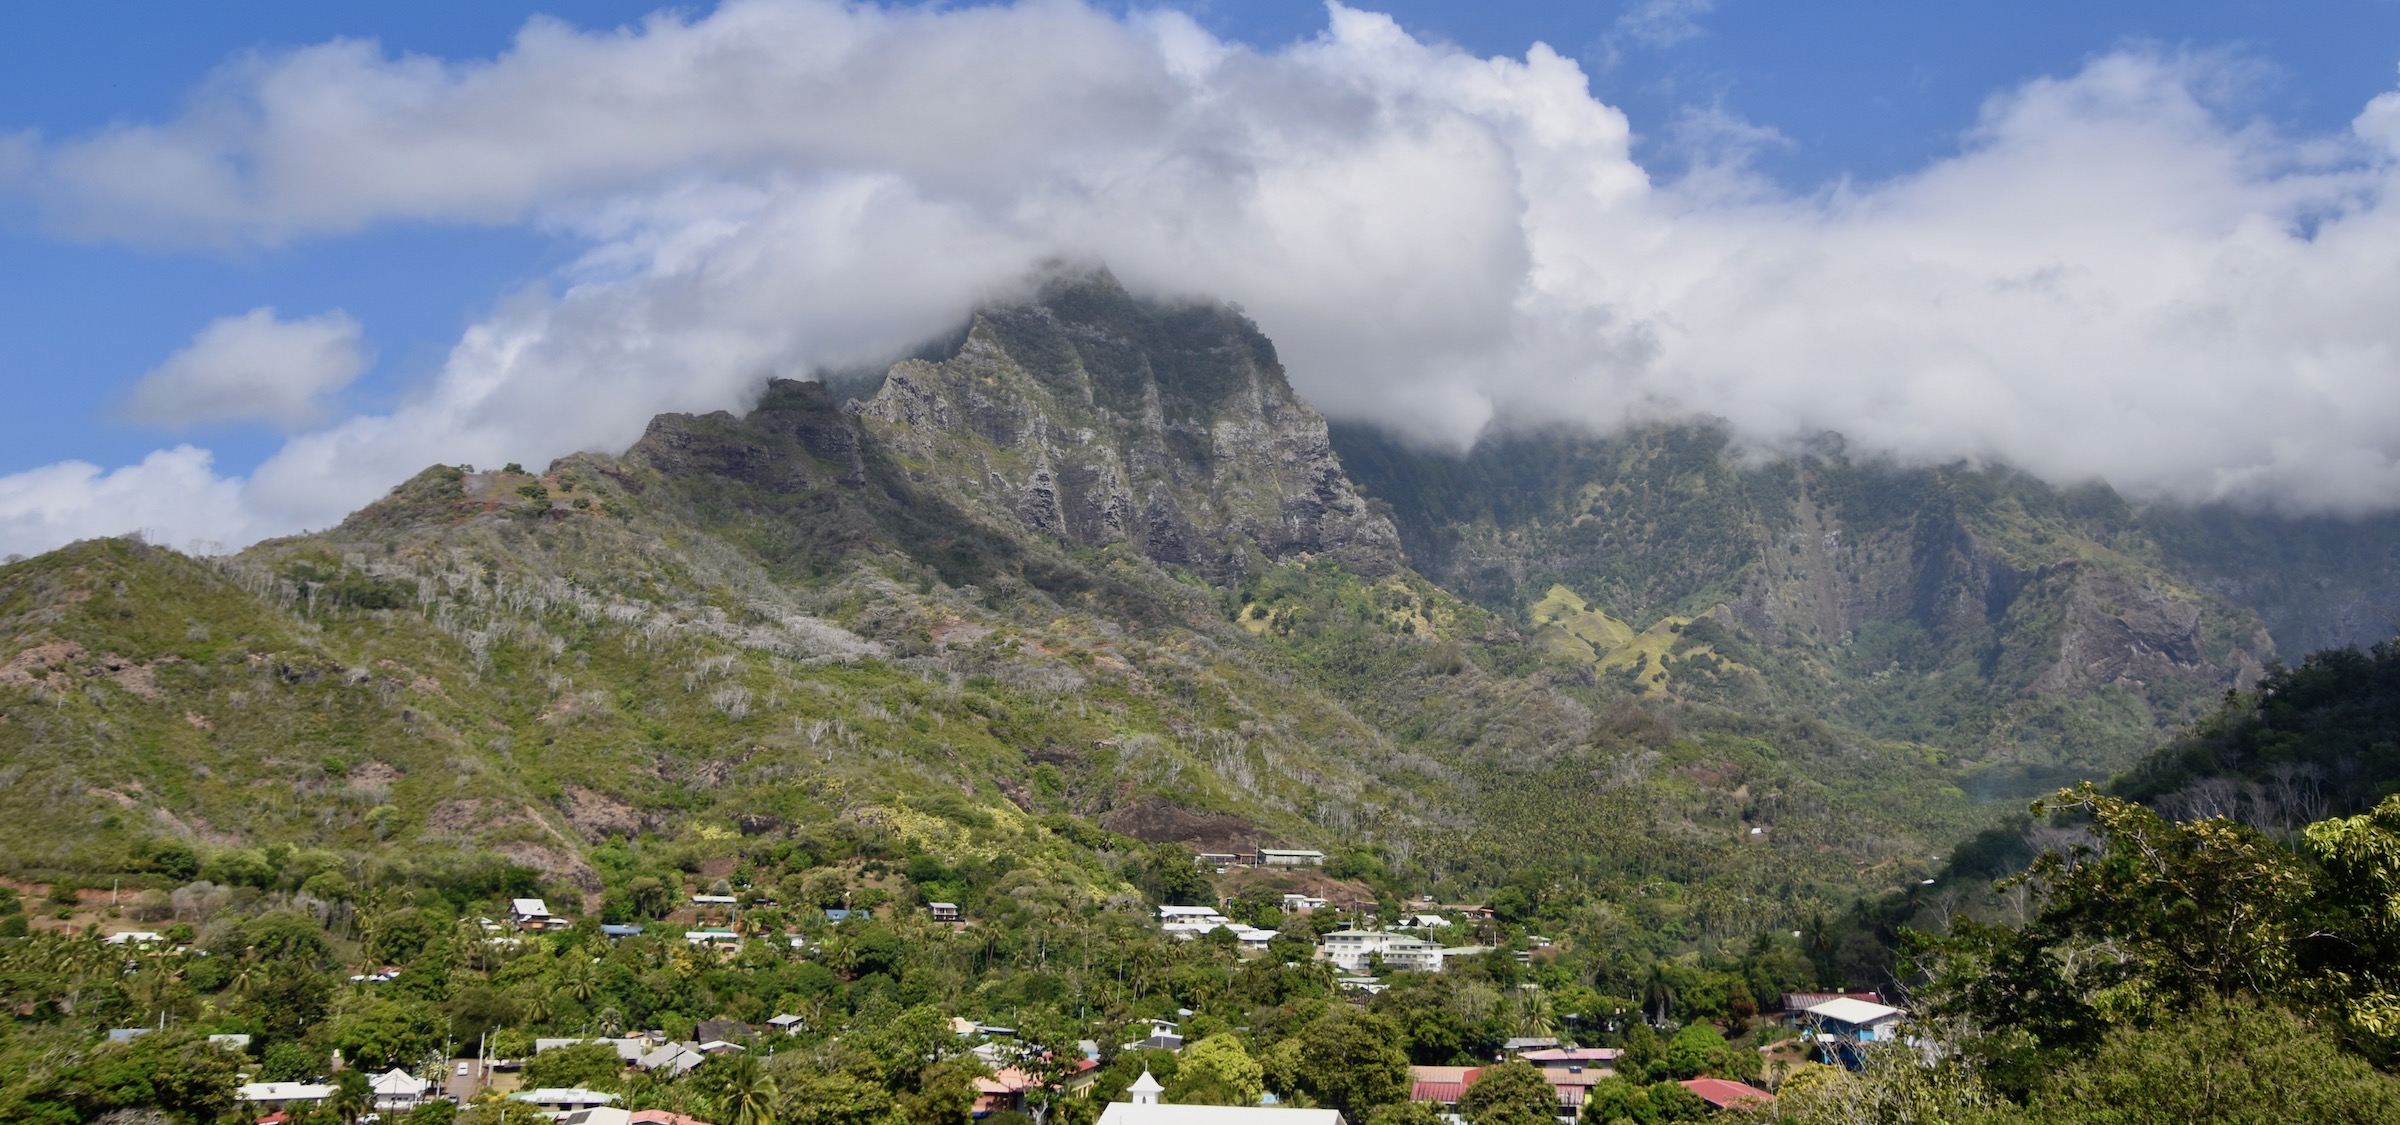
[1288,1007,1412,1121]
[897,1054,985,1125]
[1458,1061,1556,1125]
[521,1042,625,1091]
[775,1068,894,1125]
[331,1069,373,1125]
[1910,785,2313,1088]
[1579,1077,1653,1125]
[702,1052,782,1125]
[2301,792,2400,1053]
[1366,1101,1448,1125]
[2027,997,2400,1125]
[1135,845,1210,907]
[1662,1023,1727,1081]
[1641,1082,1706,1123]
[1168,1035,1264,1106]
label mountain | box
[5,267,2396,926]
[1331,423,2311,780]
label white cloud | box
[120,307,370,430]
[0,1,2397,560]
[0,447,259,559]
[1611,0,1717,51]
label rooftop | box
[1804,997,1905,1026]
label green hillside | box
[6,272,2400,1123]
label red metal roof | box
[1681,1078,1773,1109]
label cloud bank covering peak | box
[3,0,2398,557]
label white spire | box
[1128,1069,1164,1105]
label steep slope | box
[0,276,2011,927]
[1333,423,2280,776]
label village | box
[49,843,1900,1125]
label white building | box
[511,898,563,930]
[1098,1070,1346,1125]
[369,1068,431,1113]
[514,1088,622,1112]
[1317,929,1439,973]
[103,931,166,946]
[1256,849,1326,867]
[236,1082,334,1110]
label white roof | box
[692,894,738,904]
[512,898,551,916]
[104,931,165,944]
[930,901,958,909]
[237,1082,334,1101]
[370,1068,430,1095]
[1805,997,1904,1025]
[1099,1105,1344,1125]
[1129,1071,1166,1095]
[1158,905,1224,918]
[514,1088,621,1107]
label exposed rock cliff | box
[853,270,1401,583]
[1333,422,2279,769]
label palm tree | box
[713,1053,781,1125]
[559,956,598,1004]
[330,1069,373,1125]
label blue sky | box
[0,1,2396,554]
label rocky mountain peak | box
[853,268,1401,582]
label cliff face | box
[854,272,1402,583]
[1333,422,2280,769]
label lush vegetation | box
[6,276,2398,1123]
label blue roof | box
[600,925,644,936]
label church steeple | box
[1128,1070,1164,1106]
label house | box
[512,898,566,930]
[515,1089,623,1112]
[1194,853,1238,871]
[692,894,739,907]
[696,1018,761,1044]
[1409,1066,1478,1110]
[929,902,962,922]
[207,1033,253,1052]
[1158,905,1231,924]
[683,929,742,948]
[1800,998,1906,1069]
[1123,1020,1185,1052]
[766,1014,806,1035]
[1256,849,1325,867]
[236,1082,335,1111]
[1400,914,1450,930]
[1499,1037,1560,1055]
[1317,929,1448,973]
[103,930,166,946]
[638,1043,707,1077]
[1098,1070,1346,1125]
[1680,1078,1773,1112]
[369,1068,430,1112]
[106,1028,152,1043]
[1781,992,1883,1022]
[1411,1064,1603,1114]
[601,924,645,940]
[823,908,864,923]
[1516,1047,1621,1074]
[558,1111,721,1125]
[696,1040,747,1055]
[1281,894,1328,912]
